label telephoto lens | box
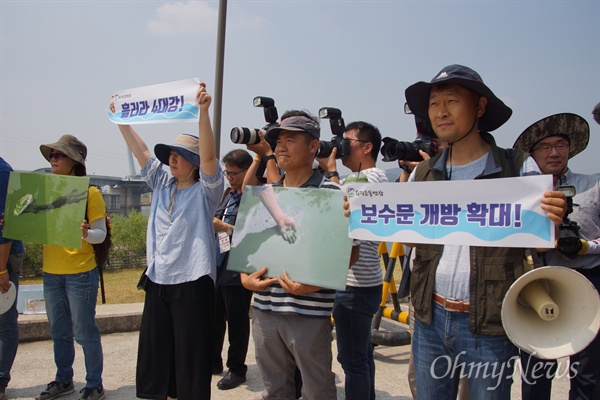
[230,127,261,145]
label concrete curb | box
[17,303,144,342]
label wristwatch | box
[262,154,277,163]
[324,171,339,179]
[226,225,233,236]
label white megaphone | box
[502,266,600,360]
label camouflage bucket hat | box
[40,134,87,165]
[513,113,590,159]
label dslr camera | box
[317,107,351,159]
[556,185,583,260]
[230,96,279,150]
[380,103,438,163]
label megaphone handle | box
[530,249,544,268]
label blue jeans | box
[0,253,23,388]
[44,269,103,388]
[332,285,382,400]
[413,303,518,400]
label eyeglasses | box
[48,152,67,160]
[223,168,248,179]
[532,143,569,155]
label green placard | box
[227,185,352,291]
[3,172,90,249]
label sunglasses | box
[48,152,67,161]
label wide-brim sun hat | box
[265,116,321,142]
[40,134,87,165]
[405,64,513,132]
[592,102,600,125]
[154,134,200,166]
[512,113,589,159]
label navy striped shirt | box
[342,167,387,287]
[252,170,340,318]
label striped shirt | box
[252,170,340,318]
[342,167,387,287]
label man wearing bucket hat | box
[0,157,25,400]
[513,113,600,400]
[241,110,343,400]
[110,82,223,400]
[402,64,567,399]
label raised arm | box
[243,130,282,188]
[196,82,219,176]
[109,100,151,168]
[243,157,263,188]
[248,130,281,184]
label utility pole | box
[213,0,227,158]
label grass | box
[17,253,405,306]
[20,266,147,305]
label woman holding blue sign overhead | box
[36,134,107,400]
[109,81,223,400]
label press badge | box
[218,232,231,253]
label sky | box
[1,0,599,179]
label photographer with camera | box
[513,113,600,400]
[398,64,567,400]
[317,121,387,400]
[242,129,281,186]
[232,97,282,186]
[396,138,448,183]
[240,110,341,400]
[212,149,254,391]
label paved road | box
[6,315,570,399]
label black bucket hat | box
[512,113,589,159]
[154,134,200,166]
[405,64,512,132]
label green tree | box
[21,210,149,276]
[22,241,43,277]
[109,210,148,268]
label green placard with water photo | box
[227,185,353,291]
[3,172,90,249]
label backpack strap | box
[503,147,528,178]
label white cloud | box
[145,1,218,36]
[229,5,266,32]
[145,1,265,36]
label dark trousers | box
[0,254,22,388]
[521,268,600,400]
[569,269,600,400]
[136,276,214,400]
[213,284,253,377]
[520,352,557,400]
[332,285,381,400]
